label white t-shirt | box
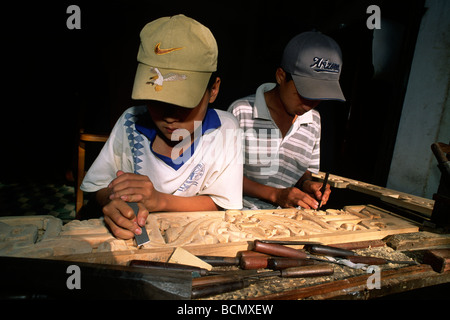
[81,106,243,210]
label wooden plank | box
[385,232,450,251]
[331,239,386,250]
[312,172,435,216]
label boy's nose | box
[163,114,178,123]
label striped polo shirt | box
[228,83,321,209]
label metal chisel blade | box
[135,226,150,247]
[128,202,150,247]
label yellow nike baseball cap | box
[131,15,218,108]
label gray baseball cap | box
[281,31,345,101]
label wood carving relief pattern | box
[150,206,395,247]
[0,205,419,261]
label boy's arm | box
[148,193,220,212]
[295,170,314,190]
[107,171,220,212]
[243,175,319,209]
[98,171,220,239]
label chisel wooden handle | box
[304,244,357,257]
[240,255,269,270]
[253,240,308,259]
[237,250,269,258]
[191,265,334,298]
[279,265,334,278]
[267,257,314,270]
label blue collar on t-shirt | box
[134,108,221,170]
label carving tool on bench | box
[317,172,329,210]
[196,251,316,270]
[191,264,334,298]
[253,240,369,270]
[129,260,259,277]
[303,244,417,265]
[128,202,150,247]
[253,241,417,270]
[129,260,218,276]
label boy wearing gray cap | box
[81,15,243,239]
[228,31,345,210]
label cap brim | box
[131,63,212,108]
[292,74,346,102]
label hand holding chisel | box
[128,202,150,246]
[317,172,330,210]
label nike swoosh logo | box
[154,43,184,55]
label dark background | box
[1,0,425,187]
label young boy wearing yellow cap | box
[228,32,345,210]
[81,15,243,239]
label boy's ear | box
[208,77,221,103]
[275,68,286,85]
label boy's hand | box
[108,170,162,217]
[102,199,148,240]
[302,180,331,208]
[274,187,319,209]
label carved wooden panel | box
[0,205,419,264]
[146,205,419,248]
[312,172,434,216]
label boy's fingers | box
[136,202,149,227]
[295,196,318,210]
[296,200,311,209]
[299,193,319,209]
[104,215,135,240]
[316,185,331,205]
[321,188,331,205]
[103,200,143,236]
[118,194,144,202]
[109,172,146,188]
[116,200,137,220]
[109,189,145,202]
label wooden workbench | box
[0,172,448,300]
[199,235,450,300]
[1,203,449,299]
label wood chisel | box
[128,202,150,247]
